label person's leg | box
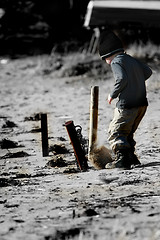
[107,107,141,169]
[127,106,147,165]
[128,106,147,145]
[108,108,138,152]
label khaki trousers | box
[108,106,147,153]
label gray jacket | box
[110,53,152,109]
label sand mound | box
[88,145,113,169]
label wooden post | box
[41,113,49,157]
[65,120,88,171]
[89,86,99,154]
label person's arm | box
[110,62,127,99]
[139,61,152,80]
[107,94,112,104]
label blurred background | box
[0,0,91,56]
[0,0,160,57]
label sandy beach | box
[0,48,160,240]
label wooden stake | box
[89,86,99,153]
[41,113,49,157]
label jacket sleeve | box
[139,61,152,80]
[110,62,127,99]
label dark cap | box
[98,30,124,60]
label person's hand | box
[107,94,113,104]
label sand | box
[0,52,160,240]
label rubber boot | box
[128,149,141,166]
[105,149,131,169]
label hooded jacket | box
[110,53,152,109]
